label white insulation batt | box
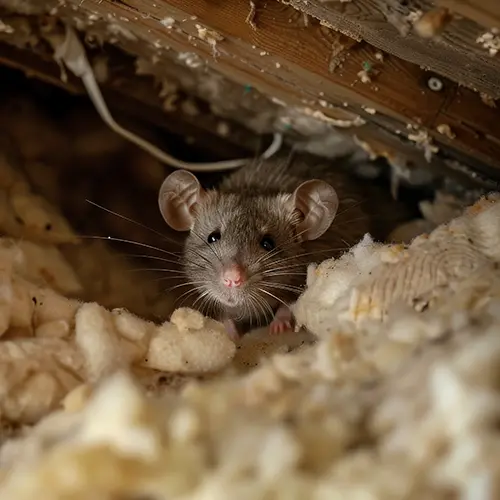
[2,183,500,499]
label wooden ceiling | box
[0,0,499,187]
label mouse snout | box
[222,264,246,288]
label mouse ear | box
[158,170,204,231]
[291,179,339,240]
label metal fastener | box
[427,76,443,91]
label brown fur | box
[182,153,386,330]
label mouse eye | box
[260,235,275,251]
[207,231,221,244]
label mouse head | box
[159,170,338,318]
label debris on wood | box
[216,121,230,137]
[405,10,423,25]
[177,51,204,69]
[383,4,421,37]
[106,22,137,42]
[195,24,224,57]
[328,36,358,73]
[300,107,366,128]
[357,61,378,84]
[413,7,452,38]
[302,12,309,28]
[0,20,15,34]
[436,123,456,140]
[480,92,497,108]
[246,0,257,31]
[476,29,500,56]
[408,128,439,162]
[159,17,176,29]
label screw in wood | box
[427,77,443,91]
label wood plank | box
[53,0,500,168]
[105,0,446,125]
[436,0,500,29]
[284,0,500,99]
[1,0,500,176]
[0,9,368,140]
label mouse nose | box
[222,265,246,288]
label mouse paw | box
[269,319,292,335]
[269,306,293,335]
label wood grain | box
[66,0,500,168]
[286,0,500,99]
[437,0,500,29]
[1,0,500,174]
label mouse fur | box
[159,152,407,335]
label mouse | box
[158,152,399,339]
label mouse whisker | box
[261,282,304,294]
[248,291,275,323]
[257,287,289,309]
[175,287,201,306]
[203,292,222,318]
[253,292,274,322]
[150,275,189,283]
[260,266,306,277]
[236,307,250,323]
[249,291,268,324]
[121,251,183,259]
[257,225,357,269]
[260,262,311,272]
[122,256,182,268]
[191,290,208,309]
[261,271,307,278]
[253,228,311,267]
[292,227,312,241]
[250,299,263,326]
[335,198,368,218]
[197,293,213,316]
[259,254,314,270]
[185,247,217,268]
[244,296,257,325]
[332,215,370,228]
[80,235,183,258]
[254,247,297,269]
[190,229,223,264]
[253,249,285,268]
[253,246,289,267]
[263,248,349,269]
[296,248,351,259]
[121,252,205,270]
[124,267,185,274]
[86,199,183,248]
[252,232,301,266]
[192,287,213,311]
[166,281,210,292]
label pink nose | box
[222,265,246,288]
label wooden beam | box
[54,0,500,167]
[1,0,499,180]
[283,0,500,99]
[436,0,500,29]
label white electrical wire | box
[56,26,282,173]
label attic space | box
[0,1,500,499]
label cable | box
[55,25,282,173]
